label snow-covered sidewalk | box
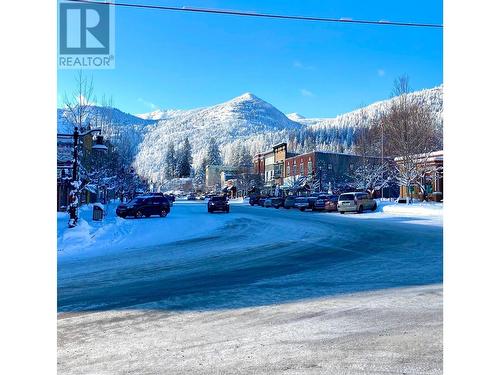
[57,201,234,258]
[331,199,443,227]
[378,200,443,217]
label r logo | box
[59,1,110,55]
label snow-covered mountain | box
[294,85,443,130]
[134,93,305,180]
[135,109,193,121]
[58,85,443,182]
[57,106,155,134]
[286,112,306,121]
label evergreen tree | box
[193,156,208,190]
[238,145,253,170]
[228,143,241,168]
[164,142,176,179]
[206,137,222,166]
[176,137,192,178]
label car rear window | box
[295,197,308,203]
[130,197,145,204]
[211,196,226,201]
[339,194,355,201]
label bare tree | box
[380,75,441,203]
[349,162,394,197]
[63,70,95,130]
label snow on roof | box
[394,150,443,162]
[84,184,97,194]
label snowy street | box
[58,200,443,374]
[58,201,442,312]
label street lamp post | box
[381,121,385,199]
[58,126,108,228]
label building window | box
[300,162,304,175]
[286,165,290,176]
[307,161,312,175]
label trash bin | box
[92,204,104,221]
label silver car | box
[338,192,377,214]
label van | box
[337,192,377,214]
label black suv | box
[208,196,229,213]
[116,195,171,218]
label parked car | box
[208,196,230,213]
[294,196,314,211]
[258,197,267,207]
[324,195,339,212]
[271,197,284,209]
[283,195,296,209]
[249,195,261,206]
[116,194,171,218]
[337,192,377,214]
[313,195,328,211]
[263,197,273,208]
[314,194,338,211]
[307,195,319,208]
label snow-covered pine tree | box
[193,156,208,191]
[164,142,176,179]
[206,137,222,166]
[176,137,192,178]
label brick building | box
[283,151,368,191]
[253,143,297,191]
[394,150,443,201]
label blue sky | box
[57,0,443,118]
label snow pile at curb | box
[229,197,247,204]
[59,219,93,251]
[378,201,443,217]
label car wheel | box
[250,203,254,206]
[357,205,363,214]
[300,208,305,211]
[371,203,377,211]
[145,214,151,218]
[340,211,345,214]
[160,209,167,217]
[135,210,143,218]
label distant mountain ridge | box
[57,85,443,182]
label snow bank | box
[378,200,443,217]
[58,201,233,258]
[59,219,92,250]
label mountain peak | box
[287,112,305,121]
[232,92,259,102]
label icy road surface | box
[58,202,443,374]
[58,201,442,312]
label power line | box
[66,0,443,29]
